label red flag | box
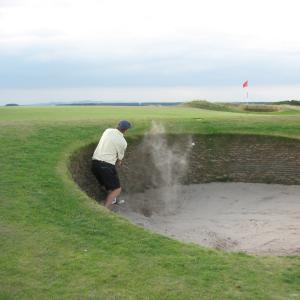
[242,80,248,88]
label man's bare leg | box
[105,187,122,208]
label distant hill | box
[55,101,182,106]
[5,103,19,106]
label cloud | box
[0,0,24,7]
[1,42,300,90]
[0,0,300,101]
[2,0,300,55]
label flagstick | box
[242,80,249,107]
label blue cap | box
[118,120,132,130]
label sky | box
[1,0,300,105]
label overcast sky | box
[1,0,300,104]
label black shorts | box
[91,160,121,191]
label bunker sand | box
[117,182,300,256]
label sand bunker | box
[70,124,300,256]
[115,182,300,256]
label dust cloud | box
[135,122,194,214]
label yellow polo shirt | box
[92,128,127,165]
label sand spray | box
[141,121,194,213]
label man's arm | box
[116,140,127,159]
[115,140,127,166]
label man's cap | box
[118,120,132,130]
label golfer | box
[91,120,132,209]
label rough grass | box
[242,104,281,112]
[0,105,300,299]
[183,100,300,114]
[183,100,241,112]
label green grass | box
[1,105,300,299]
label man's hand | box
[116,159,122,167]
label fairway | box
[1,105,300,299]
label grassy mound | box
[184,100,285,113]
[242,104,281,112]
[1,106,300,299]
[183,100,240,112]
